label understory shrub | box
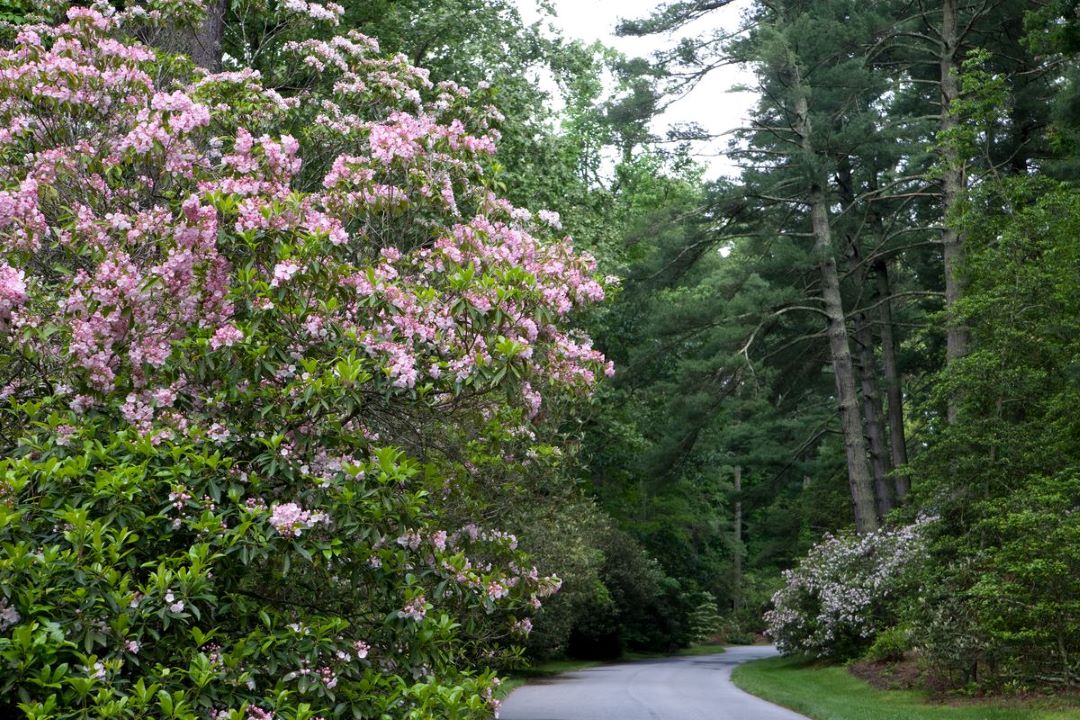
[562,528,692,659]
[864,626,911,663]
[907,180,1080,691]
[728,570,784,642]
[914,473,1080,690]
[764,516,933,659]
[687,591,724,644]
[0,3,611,718]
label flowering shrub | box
[765,517,934,659]
[0,3,609,718]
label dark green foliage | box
[865,626,912,664]
[909,181,1080,689]
[595,0,1080,692]
[968,474,1080,686]
[0,0,40,22]
[564,529,696,657]
[580,154,860,645]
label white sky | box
[517,0,758,178]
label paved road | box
[500,645,808,720]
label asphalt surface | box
[500,645,809,720]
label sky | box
[516,0,759,178]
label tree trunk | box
[836,157,892,521]
[146,0,226,72]
[875,260,910,499]
[814,192,880,534]
[189,0,226,72]
[794,92,880,535]
[941,0,969,422]
[854,312,894,518]
[732,465,743,612]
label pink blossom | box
[0,263,27,323]
[0,600,19,630]
[431,530,447,551]
[398,596,427,622]
[396,531,422,550]
[269,502,328,537]
[120,394,154,430]
[522,382,542,419]
[70,395,95,414]
[55,425,76,447]
[486,581,508,601]
[270,261,301,287]
[282,0,344,24]
[151,387,177,407]
[536,209,562,229]
[207,423,231,443]
[210,324,244,350]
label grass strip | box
[731,656,1078,720]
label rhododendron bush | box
[0,4,611,718]
[764,517,934,659]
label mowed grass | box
[731,656,1079,720]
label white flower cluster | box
[281,0,344,24]
[765,515,936,657]
[0,598,19,630]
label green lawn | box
[731,656,1079,720]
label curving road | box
[500,645,808,720]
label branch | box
[848,290,944,316]
[616,0,738,36]
[738,305,831,364]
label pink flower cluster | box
[270,261,301,287]
[0,179,46,251]
[282,0,344,24]
[209,324,244,350]
[398,596,427,622]
[0,263,27,326]
[269,502,329,538]
[1,6,609,430]
[0,599,19,630]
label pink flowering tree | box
[0,4,610,718]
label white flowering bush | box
[765,516,934,659]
